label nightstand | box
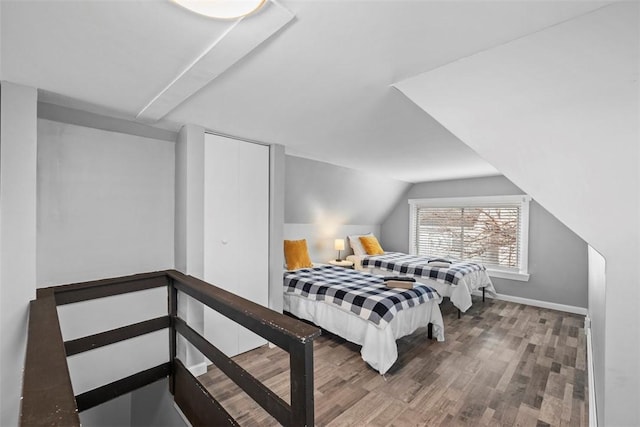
[329,259,354,269]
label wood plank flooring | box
[198,297,588,426]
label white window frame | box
[408,195,531,282]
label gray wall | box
[381,175,588,308]
[285,155,411,225]
[285,155,410,261]
[81,378,187,427]
[131,379,188,427]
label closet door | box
[203,134,269,357]
[203,135,239,357]
[235,140,269,354]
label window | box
[409,195,530,281]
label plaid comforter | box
[283,265,440,327]
[361,252,486,287]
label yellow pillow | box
[359,235,384,255]
[284,239,313,270]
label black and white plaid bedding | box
[283,265,440,327]
[361,252,486,287]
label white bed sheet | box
[347,255,496,313]
[283,291,444,375]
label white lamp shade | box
[334,239,345,251]
[173,0,266,19]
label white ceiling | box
[0,0,611,183]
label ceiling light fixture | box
[173,0,267,20]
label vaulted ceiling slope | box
[394,3,639,425]
[0,0,610,182]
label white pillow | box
[348,232,374,256]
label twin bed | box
[348,251,496,313]
[283,264,444,375]
[282,236,495,374]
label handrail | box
[20,270,320,426]
[167,270,319,348]
[21,288,80,426]
[46,270,170,305]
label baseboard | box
[187,361,208,377]
[472,290,588,316]
[585,317,598,427]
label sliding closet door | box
[203,133,269,357]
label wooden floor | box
[199,296,588,426]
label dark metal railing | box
[20,270,320,426]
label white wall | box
[37,119,175,285]
[269,144,285,313]
[174,124,206,375]
[175,124,204,277]
[0,81,37,427]
[393,3,639,424]
[37,117,176,426]
[588,245,606,423]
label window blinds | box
[414,204,522,270]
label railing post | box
[168,278,178,394]
[289,340,314,426]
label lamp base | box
[335,259,342,262]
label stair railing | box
[20,270,320,426]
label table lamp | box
[334,238,345,261]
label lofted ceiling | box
[0,0,611,183]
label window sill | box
[487,269,530,282]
